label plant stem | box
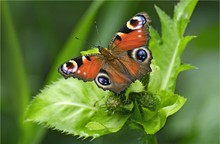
[144,134,158,144]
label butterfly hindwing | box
[118,46,152,80]
[94,59,132,93]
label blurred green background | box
[1,1,219,144]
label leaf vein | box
[51,101,97,110]
[161,39,180,90]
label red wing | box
[58,55,104,81]
[118,47,152,80]
[108,12,150,52]
[94,60,132,94]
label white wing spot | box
[83,72,86,75]
[138,35,142,38]
[77,70,81,74]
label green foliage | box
[2,2,44,144]
[25,0,198,142]
[46,1,105,83]
[25,78,130,139]
[150,0,198,91]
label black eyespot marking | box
[119,24,133,34]
[130,19,137,25]
[72,57,83,67]
[127,47,149,63]
[60,60,78,75]
[96,69,112,87]
[85,56,91,61]
[116,35,122,41]
[66,62,74,68]
[100,69,108,74]
[98,76,111,86]
[136,49,147,62]
[136,15,147,23]
[127,50,133,59]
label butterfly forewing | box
[59,55,104,81]
[109,12,150,52]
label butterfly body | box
[59,12,152,93]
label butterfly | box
[58,12,152,94]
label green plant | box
[25,0,198,143]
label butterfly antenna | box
[94,21,102,47]
[74,37,97,48]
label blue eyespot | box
[98,76,111,86]
[136,49,147,62]
[139,16,146,24]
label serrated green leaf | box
[155,5,176,43]
[175,63,197,79]
[178,35,197,55]
[178,63,197,72]
[152,6,180,91]
[87,108,130,133]
[25,78,114,138]
[149,26,161,44]
[149,1,198,91]
[174,0,198,36]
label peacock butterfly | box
[58,12,152,94]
